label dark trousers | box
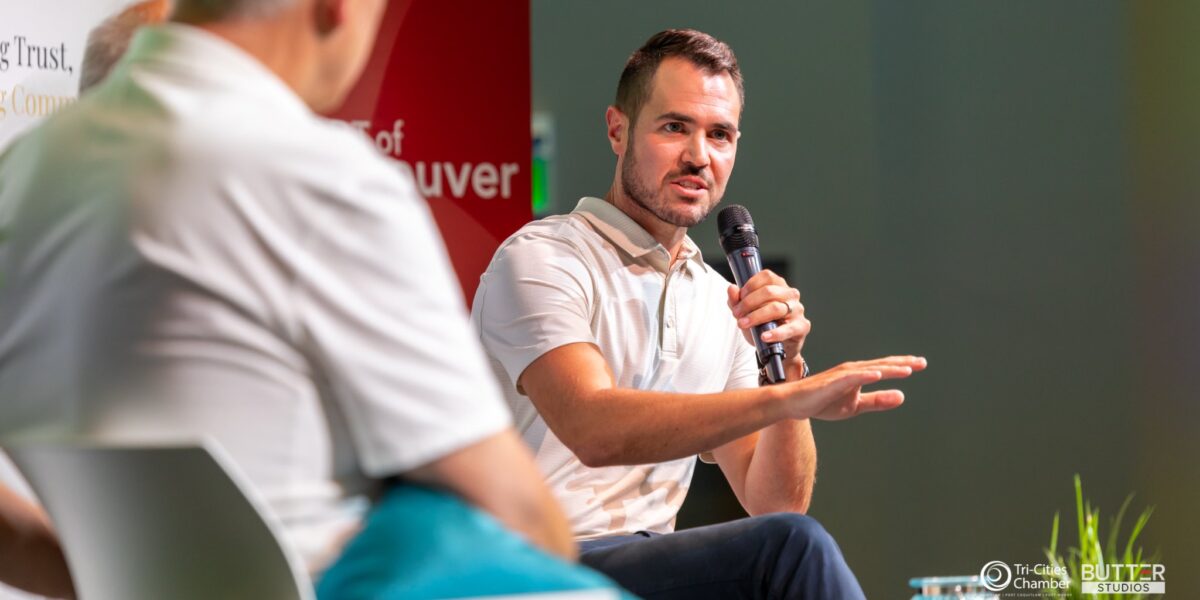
[579,513,866,600]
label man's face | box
[618,57,740,228]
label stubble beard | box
[620,137,717,229]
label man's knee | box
[755,513,840,556]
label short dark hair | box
[615,29,744,129]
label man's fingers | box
[845,356,925,367]
[825,369,883,390]
[759,317,811,343]
[853,365,915,380]
[856,390,906,412]
[735,297,804,329]
[732,284,801,319]
[800,370,911,421]
[739,269,785,293]
[736,302,788,329]
[842,356,927,371]
[726,284,739,309]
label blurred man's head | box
[80,0,173,93]
[172,0,294,20]
[606,29,744,230]
[172,0,387,112]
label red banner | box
[328,0,531,303]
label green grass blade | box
[1049,511,1060,556]
[1067,547,1080,590]
[1084,505,1099,565]
[1075,475,1086,557]
[1107,494,1134,560]
[1123,507,1154,562]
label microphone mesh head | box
[717,205,758,252]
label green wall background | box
[532,1,1198,597]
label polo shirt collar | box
[573,197,707,273]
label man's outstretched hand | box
[780,356,928,421]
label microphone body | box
[717,205,788,384]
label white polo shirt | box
[0,24,510,571]
[472,197,758,539]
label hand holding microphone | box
[718,204,927,417]
[718,205,810,383]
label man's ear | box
[315,0,348,35]
[605,105,629,156]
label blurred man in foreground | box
[0,3,173,597]
[472,29,927,598]
[0,484,72,598]
[0,0,622,597]
[79,0,173,92]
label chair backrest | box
[5,441,314,600]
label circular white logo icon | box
[980,560,1013,591]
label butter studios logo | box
[1081,563,1166,595]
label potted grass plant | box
[1041,475,1158,599]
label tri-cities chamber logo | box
[980,560,1165,596]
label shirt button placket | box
[663,271,678,355]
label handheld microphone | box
[717,205,787,384]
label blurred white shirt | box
[0,24,510,571]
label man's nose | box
[681,133,710,168]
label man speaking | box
[472,29,927,598]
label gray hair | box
[173,0,297,21]
[79,0,173,93]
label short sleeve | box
[472,230,596,393]
[725,332,760,392]
[296,160,511,478]
[700,326,759,464]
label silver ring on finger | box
[777,300,792,317]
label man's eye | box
[712,130,730,141]
[664,122,684,133]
